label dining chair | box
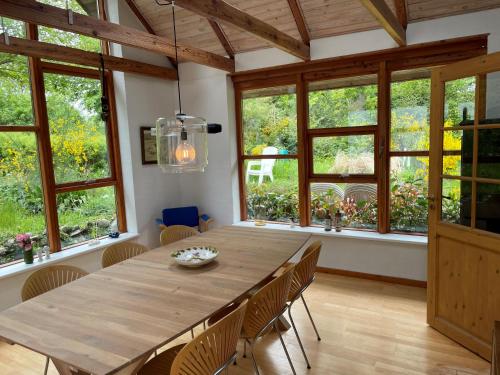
[21,265,88,375]
[160,224,198,246]
[241,264,297,375]
[287,241,322,369]
[101,241,149,268]
[138,301,247,375]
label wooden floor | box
[0,274,491,374]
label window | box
[389,69,431,233]
[234,37,487,234]
[308,75,378,230]
[241,85,299,224]
[0,4,125,267]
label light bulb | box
[175,141,196,164]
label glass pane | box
[245,159,298,223]
[0,133,46,265]
[44,73,111,184]
[57,186,117,248]
[479,72,500,125]
[444,77,476,127]
[0,17,26,38]
[309,74,377,128]
[441,179,471,226]
[312,135,375,175]
[476,183,500,234]
[0,52,34,126]
[38,0,101,53]
[477,128,500,179]
[391,72,430,151]
[390,156,429,233]
[310,183,377,230]
[242,86,297,156]
[442,129,473,177]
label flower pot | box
[23,249,34,264]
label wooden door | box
[428,52,500,360]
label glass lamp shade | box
[156,114,208,173]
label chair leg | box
[203,320,206,330]
[274,321,297,375]
[288,302,311,369]
[301,295,321,341]
[191,328,194,338]
[44,357,50,375]
[249,340,261,375]
[243,339,247,358]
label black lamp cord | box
[171,2,183,115]
[99,53,109,121]
[155,0,183,117]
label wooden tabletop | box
[0,226,310,375]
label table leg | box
[51,350,154,375]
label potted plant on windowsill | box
[16,233,34,265]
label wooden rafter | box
[174,0,310,60]
[359,0,406,46]
[123,0,177,66]
[0,34,177,80]
[394,0,408,30]
[208,20,235,59]
[287,0,310,45]
[0,0,234,72]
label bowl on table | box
[171,246,219,268]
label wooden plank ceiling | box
[133,0,500,57]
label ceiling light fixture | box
[155,0,222,173]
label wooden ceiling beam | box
[123,0,177,66]
[359,0,406,46]
[208,20,235,59]
[287,0,310,45]
[394,0,408,30]
[0,0,234,72]
[174,0,310,60]
[0,33,178,80]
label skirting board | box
[316,266,427,288]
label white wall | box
[180,8,500,282]
[108,0,182,248]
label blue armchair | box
[156,206,214,232]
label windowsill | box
[233,221,428,246]
[0,232,139,281]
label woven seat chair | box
[241,264,297,375]
[21,265,88,375]
[101,241,149,268]
[138,301,247,375]
[344,183,377,203]
[160,225,198,246]
[287,241,322,369]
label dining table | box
[0,226,311,375]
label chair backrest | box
[262,146,278,155]
[310,183,344,201]
[170,301,247,375]
[260,147,278,173]
[344,184,377,203]
[101,241,149,268]
[288,241,322,301]
[160,225,198,246]
[21,265,88,302]
[162,206,199,228]
[243,264,295,339]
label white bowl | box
[171,246,219,268]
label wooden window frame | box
[0,0,126,256]
[233,35,488,234]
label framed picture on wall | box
[140,126,157,165]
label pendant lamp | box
[155,1,221,173]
